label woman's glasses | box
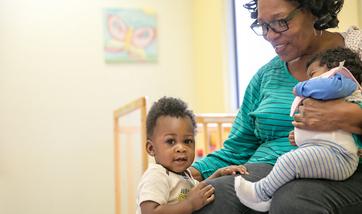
[250,6,302,36]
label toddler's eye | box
[166,139,176,145]
[184,139,194,144]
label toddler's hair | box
[146,97,196,138]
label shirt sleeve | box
[137,166,170,206]
[294,73,357,100]
[192,72,262,179]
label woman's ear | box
[146,139,155,156]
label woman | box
[191,0,362,213]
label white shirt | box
[136,163,198,214]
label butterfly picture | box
[103,8,157,63]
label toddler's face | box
[307,60,329,78]
[147,116,195,173]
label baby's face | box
[148,116,195,173]
[307,60,329,78]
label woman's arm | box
[293,98,362,134]
[191,73,263,179]
[190,110,259,179]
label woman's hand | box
[292,98,362,134]
[189,166,204,181]
[208,165,249,179]
[189,165,249,181]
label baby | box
[234,47,362,212]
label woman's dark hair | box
[243,0,344,30]
[306,47,362,84]
[146,96,197,138]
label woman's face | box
[257,0,316,62]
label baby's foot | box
[234,175,271,212]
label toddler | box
[137,97,246,214]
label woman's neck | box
[287,30,345,81]
[287,57,310,81]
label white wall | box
[0,0,194,214]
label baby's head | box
[306,47,362,83]
[146,97,197,173]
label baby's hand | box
[288,130,296,146]
[187,181,214,211]
[209,165,249,179]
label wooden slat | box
[140,102,148,172]
[216,123,222,149]
[114,116,121,214]
[126,134,136,213]
[202,123,209,154]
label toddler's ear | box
[146,139,155,156]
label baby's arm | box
[294,73,357,100]
[140,181,214,214]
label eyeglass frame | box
[250,5,302,36]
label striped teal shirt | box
[192,56,362,179]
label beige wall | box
[0,0,360,214]
[338,0,361,30]
[0,0,195,214]
[192,0,230,113]
[360,1,362,27]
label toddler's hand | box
[187,181,214,211]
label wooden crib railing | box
[114,97,236,214]
[195,113,235,158]
[114,97,147,214]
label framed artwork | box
[103,8,157,63]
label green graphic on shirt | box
[177,188,190,201]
